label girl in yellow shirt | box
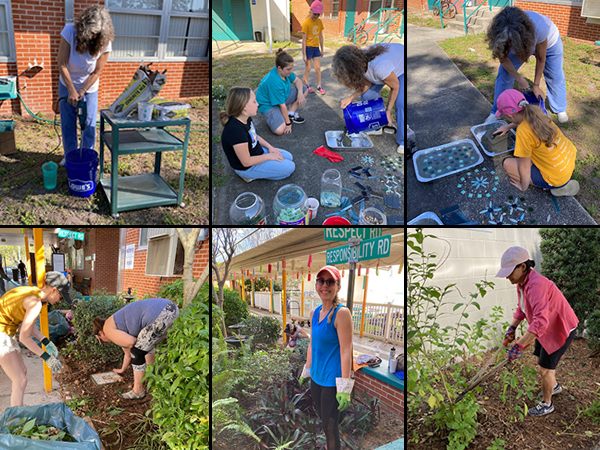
[0,272,70,406]
[302,1,325,95]
[495,89,578,196]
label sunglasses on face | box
[316,278,337,287]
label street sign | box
[324,228,382,241]
[57,229,84,241]
[326,235,391,265]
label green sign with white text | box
[326,235,391,265]
[58,229,84,241]
[324,228,382,241]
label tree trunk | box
[176,228,209,308]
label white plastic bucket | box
[138,102,154,121]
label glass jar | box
[273,184,309,225]
[320,169,342,207]
[359,207,387,225]
[229,192,266,225]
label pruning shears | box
[455,338,531,403]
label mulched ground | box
[409,337,600,450]
[56,350,158,450]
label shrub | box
[145,283,210,450]
[220,288,249,327]
[586,310,600,352]
[71,290,127,362]
[239,348,293,397]
[539,228,600,326]
[240,315,282,349]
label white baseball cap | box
[496,246,530,278]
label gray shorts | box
[262,85,307,133]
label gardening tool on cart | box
[455,338,531,403]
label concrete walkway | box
[406,25,596,225]
[376,438,405,449]
[248,307,402,357]
[0,348,63,416]
[212,39,276,57]
[212,44,402,225]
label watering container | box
[523,92,548,116]
[343,98,388,134]
[65,149,99,198]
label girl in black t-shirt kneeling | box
[219,87,295,182]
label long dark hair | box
[75,6,115,57]
[486,7,535,63]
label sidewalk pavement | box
[406,25,596,225]
[0,348,62,416]
[212,39,275,57]
[248,307,402,357]
[212,46,402,225]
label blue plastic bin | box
[343,98,388,134]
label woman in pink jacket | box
[496,246,578,417]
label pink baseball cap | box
[496,246,530,278]
[317,265,341,281]
[495,89,527,118]
[311,0,323,14]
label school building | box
[408,0,600,43]
[0,0,209,117]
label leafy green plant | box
[71,291,127,362]
[240,315,282,349]
[487,438,506,450]
[65,396,92,411]
[219,287,250,327]
[239,348,293,397]
[145,283,210,450]
[495,364,537,421]
[539,228,600,327]
[407,229,498,450]
[9,418,75,442]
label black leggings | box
[311,381,341,450]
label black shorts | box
[533,328,576,370]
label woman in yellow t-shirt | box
[301,1,325,95]
[0,272,70,406]
[495,89,578,196]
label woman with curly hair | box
[485,7,568,124]
[57,5,114,165]
[332,43,404,154]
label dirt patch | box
[0,98,209,225]
[56,352,156,450]
[409,337,600,450]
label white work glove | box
[336,377,355,411]
[299,364,311,385]
[41,352,62,373]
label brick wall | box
[516,1,600,43]
[408,0,427,9]
[94,228,120,294]
[122,229,209,299]
[0,0,208,117]
[354,369,404,418]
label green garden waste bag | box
[0,403,101,449]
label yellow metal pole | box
[22,231,31,286]
[282,261,287,332]
[241,274,246,303]
[270,279,273,313]
[33,228,52,392]
[360,268,370,338]
[251,278,255,308]
[301,277,305,318]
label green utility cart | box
[99,110,191,217]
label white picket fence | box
[247,290,403,345]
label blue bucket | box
[523,92,549,116]
[65,149,99,198]
[343,98,388,134]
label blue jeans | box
[491,38,566,115]
[59,82,99,157]
[234,147,295,180]
[361,73,405,146]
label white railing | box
[247,290,403,345]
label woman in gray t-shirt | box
[93,298,179,399]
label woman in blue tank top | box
[298,265,354,450]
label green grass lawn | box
[438,33,600,221]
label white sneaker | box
[366,128,383,136]
[551,179,579,197]
[557,112,569,123]
[397,145,404,154]
[484,113,498,124]
[59,158,66,167]
[237,174,253,183]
